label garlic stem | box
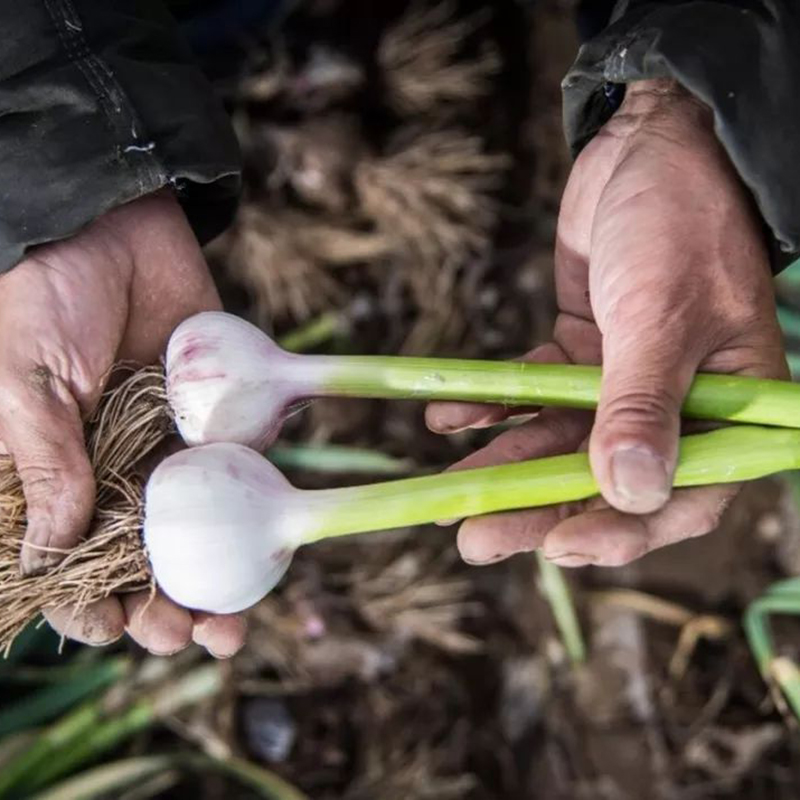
[145,425,800,615]
[308,355,800,429]
[299,426,800,544]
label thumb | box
[0,367,95,576]
[590,315,703,515]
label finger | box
[447,408,592,473]
[589,306,706,516]
[553,133,626,321]
[541,483,739,567]
[457,500,583,565]
[425,401,513,435]
[119,193,222,365]
[0,369,96,576]
[123,592,193,656]
[44,598,125,646]
[425,313,604,437]
[192,612,248,659]
[449,409,592,562]
[552,314,603,365]
[425,343,568,434]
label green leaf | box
[0,656,130,738]
[777,305,800,342]
[278,312,346,353]
[0,731,39,771]
[19,664,223,793]
[269,444,414,476]
[26,756,176,800]
[744,585,800,723]
[536,553,586,666]
[2,620,58,664]
[190,754,310,800]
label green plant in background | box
[0,624,307,800]
[744,578,800,721]
[743,268,800,721]
[776,257,800,379]
[535,553,586,666]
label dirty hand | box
[427,79,787,568]
[0,192,246,656]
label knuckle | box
[600,537,648,567]
[601,388,679,431]
[19,460,94,521]
[17,464,62,499]
[516,515,548,553]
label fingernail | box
[545,552,593,568]
[20,520,61,577]
[92,636,123,648]
[147,646,187,658]
[205,647,234,660]
[468,412,503,430]
[611,446,670,513]
[430,411,497,434]
[462,552,507,566]
[192,626,240,660]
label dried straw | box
[0,367,172,654]
[355,129,509,306]
[379,1,501,117]
[219,205,347,324]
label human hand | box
[427,80,787,568]
[0,192,246,656]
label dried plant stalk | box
[220,205,347,324]
[0,367,172,654]
[380,1,501,116]
[355,130,508,299]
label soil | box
[141,1,800,797]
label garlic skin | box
[167,312,305,448]
[144,443,305,614]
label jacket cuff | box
[0,0,241,273]
[562,0,800,269]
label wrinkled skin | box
[428,80,788,568]
[0,192,246,656]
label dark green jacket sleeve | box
[0,0,241,273]
[563,0,800,267]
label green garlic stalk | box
[144,425,800,616]
[167,312,800,448]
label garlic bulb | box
[144,443,305,614]
[166,311,800,451]
[167,312,312,449]
[143,426,800,615]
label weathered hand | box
[0,192,246,656]
[427,80,787,568]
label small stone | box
[757,513,782,543]
[242,697,297,764]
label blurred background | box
[2,1,800,797]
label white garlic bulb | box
[167,312,306,449]
[144,443,305,614]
